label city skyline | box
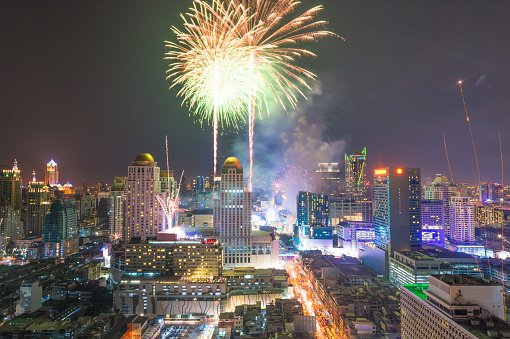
[1,1,510,187]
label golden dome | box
[224,157,242,169]
[134,153,155,163]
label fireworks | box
[165,0,336,180]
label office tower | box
[125,153,163,242]
[345,148,367,196]
[449,192,474,243]
[389,251,451,287]
[17,280,42,315]
[401,275,508,339]
[0,159,22,210]
[45,158,59,187]
[78,194,96,221]
[421,200,445,246]
[43,199,78,258]
[423,174,456,233]
[373,167,421,253]
[297,191,330,227]
[213,157,252,269]
[316,163,341,196]
[196,176,205,193]
[329,196,373,224]
[109,176,126,242]
[26,173,52,237]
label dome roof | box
[224,157,242,169]
[134,153,155,163]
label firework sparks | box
[165,0,262,175]
[156,169,185,230]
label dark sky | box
[1,0,509,187]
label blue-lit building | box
[421,200,445,247]
[43,199,79,258]
[196,176,205,193]
[297,191,330,228]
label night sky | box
[1,0,509,188]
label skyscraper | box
[125,153,163,242]
[45,158,59,187]
[27,172,52,237]
[43,199,78,258]
[345,148,367,196]
[213,157,252,269]
[109,176,126,242]
[316,163,341,196]
[449,192,474,243]
[0,159,22,210]
[423,174,456,233]
[297,191,330,228]
[373,167,421,253]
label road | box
[286,258,343,339]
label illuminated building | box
[374,167,421,252]
[401,275,508,339]
[196,175,205,193]
[479,182,503,202]
[389,251,451,287]
[26,172,52,237]
[125,153,163,242]
[114,267,287,316]
[43,199,79,258]
[474,202,503,225]
[45,158,58,187]
[449,192,474,243]
[423,174,456,233]
[316,162,341,196]
[297,191,330,240]
[124,233,222,277]
[421,200,445,246]
[345,148,367,196]
[0,159,22,210]
[109,176,126,242]
[330,196,373,224]
[360,167,420,277]
[213,157,252,269]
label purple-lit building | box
[421,200,445,247]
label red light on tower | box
[396,168,403,174]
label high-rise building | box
[196,176,205,193]
[297,191,330,228]
[389,251,451,287]
[125,153,163,242]
[109,176,126,242]
[423,174,456,233]
[0,159,22,210]
[401,275,509,339]
[17,280,42,315]
[213,157,252,270]
[479,182,503,202]
[316,163,341,196]
[43,199,79,258]
[45,158,59,187]
[345,148,367,196]
[26,173,52,237]
[449,192,474,243]
[373,167,421,253]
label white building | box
[17,280,42,315]
[125,153,163,242]
[424,174,456,232]
[213,157,252,269]
[401,274,508,339]
[45,158,59,187]
[450,192,474,243]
